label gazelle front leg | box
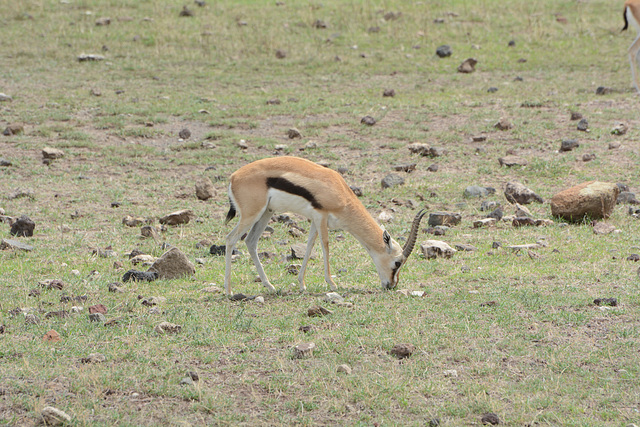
[298,222,318,291]
[244,209,277,293]
[316,215,337,291]
[629,35,640,93]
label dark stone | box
[457,58,477,73]
[481,412,500,425]
[10,215,35,237]
[383,89,396,97]
[480,201,499,211]
[427,164,439,172]
[577,118,589,131]
[595,86,613,95]
[428,212,461,226]
[512,217,536,227]
[436,45,452,58]
[393,163,416,172]
[570,111,582,121]
[492,241,502,249]
[389,343,415,359]
[617,191,639,205]
[626,254,639,262]
[299,325,313,333]
[504,182,543,204]
[361,115,376,126]
[455,244,476,252]
[0,158,12,166]
[122,270,158,282]
[593,298,617,307]
[487,87,498,93]
[381,174,405,189]
[350,186,363,197]
[178,128,191,139]
[45,310,69,319]
[229,293,252,301]
[210,245,225,256]
[486,207,503,221]
[559,139,579,152]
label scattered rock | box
[570,111,582,121]
[148,247,195,279]
[627,254,640,262]
[593,297,617,307]
[95,17,111,26]
[464,186,496,198]
[498,155,527,167]
[550,181,619,222]
[287,128,301,139]
[595,86,613,95]
[293,342,316,358]
[0,93,13,102]
[515,203,532,218]
[428,212,461,227]
[504,182,543,204]
[42,147,65,160]
[154,322,182,334]
[455,244,476,252]
[0,158,12,166]
[617,191,639,205]
[512,217,536,227]
[323,292,344,304]
[290,243,316,260]
[88,304,107,314]
[381,174,405,189]
[582,153,596,162]
[308,305,332,317]
[108,282,124,293]
[80,353,106,363]
[229,293,250,301]
[180,377,194,386]
[77,53,105,62]
[383,89,396,97]
[421,240,456,259]
[140,225,160,240]
[592,221,616,235]
[39,279,65,290]
[611,122,628,135]
[559,139,580,152]
[3,124,24,136]
[195,177,215,201]
[427,163,439,172]
[122,269,158,282]
[407,142,431,155]
[481,412,501,425]
[159,209,195,226]
[178,128,191,139]
[89,313,106,323]
[254,296,265,304]
[487,87,498,93]
[378,211,394,223]
[41,406,72,426]
[473,218,496,228]
[337,364,352,374]
[393,163,416,172]
[42,330,61,342]
[25,314,40,325]
[443,369,458,377]
[494,118,512,131]
[577,118,589,132]
[45,310,69,319]
[436,45,452,58]
[299,325,313,333]
[0,238,34,251]
[480,301,498,307]
[457,58,477,73]
[609,141,621,150]
[179,5,194,16]
[122,216,146,227]
[275,49,287,59]
[361,115,376,126]
[389,344,415,359]
[10,215,35,237]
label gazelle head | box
[374,209,427,290]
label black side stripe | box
[266,177,323,209]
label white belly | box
[266,189,341,229]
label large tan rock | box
[148,247,195,279]
[550,181,619,222]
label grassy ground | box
[1,0,640,425]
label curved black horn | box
[402,209,427,259]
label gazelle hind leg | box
[316,215,337,291]
[297,222,318,291]
[629,35,640,94]
[245,209,277,293]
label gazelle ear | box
[383,230,391,249]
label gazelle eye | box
[395,261,402,268]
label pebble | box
[293,342,316,358]
[323,292,344,304]
[337,364,352,374]
[41,406,72,425]
[443,369,458,377]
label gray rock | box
[420,240,456,259]
[407,142,430,155]
[560,139,579,152]
[550,181,619,222]
[10,215,35,237]
[287,128,301,138]
[381,174,405,189]
[389,343,415,359]
[383,89,396,97]
[89,313,106,322]
[455,244,476,252]
[515,203,532,218]
[577,118,589,131]
[428,212,461,227]
[611,122,628,135]
[0,93,13,102]
[42,147,65,159]
[494,118,512,130]
[464,186,496,198]
[3,124,24,136]
[154,321,182,334]
[180,377,194,386]
[80,353,106,363]
[159,209,195,225]
[337,364,352,374]
[0,238,34,251]
[195,177,215,201]
[504,181,543,204]
[178,128,191,139]
[617,191,639,205]
[473,218,496,228]
[436,45,452,58]
[498,155,528,167]
[41,406,72,426]
[429,147,446,157]
[427,163,439,172]
[148,247,196,279]
[361,116,376,126]
[323,292,344,304]
[457,58,477,73]
[293,342,316,358]
[0,158,12,166]
[480,201,500,211]
[291,243,315,260]
[24,314,40,325]
[140,225,160,240]
[486,208,504,221]
[122,270,158,282]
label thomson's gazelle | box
[623,0,640,93]
[224,156,426,295]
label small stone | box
[337,364,352,374]
[0,238,34,251]
[291,243,315,260]
[559,139,579,152]
[609,141,621,150]
[383,88,396,97]
[178,128,191,139]
[313,19,327,28]
[324,292,344,304]
[180,377,194,386]
[0,158,12,166]
[41,406,72,425]
[24,314,40,325]
[512,217,536,227]
[179,6,194,17]
[42,147,65,159]
[236,139,248,149]
[10,215,35,237]
[458,58,477,73]
[266,98,281,105]
[481,413,501,425]
[428,212,461,226]
[473,218,496,228]
[570,111,582,121]
[88,304,107,314]
[3,124,24,136]
[154,322,182,334]
[361,115,376,126]
[0,93,13,102]
[617,191,638,205]
[593,297,617,306]
[229,293,250,301]
[494,118,512,131]
[148,247,195,279]
[140,225,160,240]
[577,118,589,132]
[436,45,452,58]
[122,269,158,282]
[429,147,446,157]
[464,185,495,198]
[381,174,405,189]
[504,181,543,204]
[592,221,616,235]
[195,177,215,201]
[421,240,456,259]
[443,369,458,377]
[287,128,301,139]
[299,325,313,333]
[122,216,145,227]
[293,342,316,358]
[487,87,498,93]
[378,211,394,223]
[77,53,106,62]
[159,209,195,225]
[595,86,613,95]
[389,344,414,359]
[95,17,111,26]
[582,153,596,162]
[308,305,332,317]
[627,254,640,262]
[486,207,504,221]
[42,330,61,342]
[254,296,265,304]
[80,353,106,363]
[275,49,287,59]
[611,122,628,135]
[427,163,439,172]
[393,163,416,172]
[455,244,476,252]
[89,313,106,323]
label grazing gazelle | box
[223,156,426,295]
[623,0,640,93]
